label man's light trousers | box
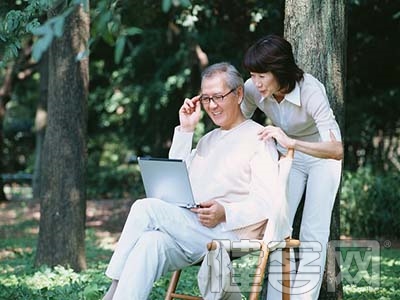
[105,198,239,299]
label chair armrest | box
[269,238,300,250]
[207,239,264,252]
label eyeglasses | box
[199,88,236,105]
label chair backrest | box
[263,148,294,249]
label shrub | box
[340,167,400,238]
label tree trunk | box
[35,1,89,271]
[284,1,347,299]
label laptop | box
[137,157,200,209]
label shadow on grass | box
[2,200,399,299]
[0,198,201,299]
[0,200,126,299]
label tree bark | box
[284,1,347,299]
[35,1,89,271]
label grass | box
[1,200,399,299]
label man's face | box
[200,75,243,130]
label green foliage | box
[83,0,283,196]
[31,12,67,61]
[0,0,50,66]
[342,248,400,299]
[0,1,92,64]
[341,167,400,239]
[90,0,143,64]
[1,201,400,299]
[1,66,39,174]
[162,0,191,13]
[345,0,400,171]
[1,0,399,204]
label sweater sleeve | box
[219,140,281,232]
[168,126,195,162]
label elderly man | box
[103,62,290,299]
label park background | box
[0,0,399,299]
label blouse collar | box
[260,81,301,106]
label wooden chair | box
[165,237,300,300]
[165,149,297,300]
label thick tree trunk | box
[35,1,89,271]
[284,1,347,299]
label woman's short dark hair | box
[243,34,304,93]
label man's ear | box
[237,86,244,104]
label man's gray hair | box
[201,62,244,90]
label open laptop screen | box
[137,157,199,208]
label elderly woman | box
[242,34,343,300]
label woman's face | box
[250,72,281,98]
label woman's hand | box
[259,126,343,160]
[258,125,296,149]
[191,200,226,228]
[179,95,201,132]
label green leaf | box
[52,16,65,38]
[5,11,21,32]
[9,44,19,57]
[124,27,142,36]
[31,23,49,36]
[162,0,171,13]
[114,35,126,64]
[97,10,112,33]
[25,19,41,33]
[32,32,53,61]
[180,0,191,7]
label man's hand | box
[179,95,201,132]
[191,200,226,228]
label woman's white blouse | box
[242,73,342,142]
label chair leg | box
[165,270,182,300]
[165,269,203,300]
[248,243,270,300]
[282,247,291,300]
[249,245,294,300]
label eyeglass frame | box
[199,88,236,105]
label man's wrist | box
[289,138,297,149]
[180,125,195,132]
